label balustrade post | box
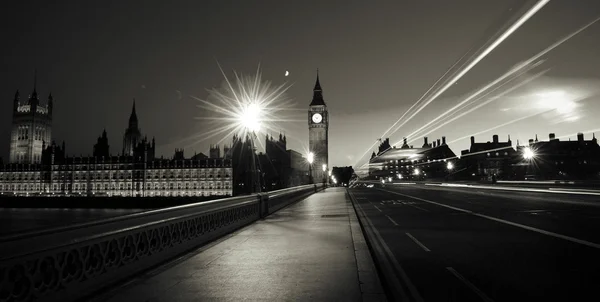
[258,194,269,218]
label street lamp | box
[523,147,535,160]
[322,164,327,186]
[307,152,314,184]
[447,162,454,170]
[241,102,263,193]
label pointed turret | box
[129,99,138,127]
[29,70,39,106]
[314,70,322,91]
[535,134,538,142]
[309,70,326,106]
[102,128,107,139]
[31,70,38,100]
[13,90,19,111]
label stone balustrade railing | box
[0,184,323,302]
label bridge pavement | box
[92,188,386,302]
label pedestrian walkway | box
[96,188,386,302]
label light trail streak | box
[404,61,545,142]
[407,68,549,145]
[397,14,600,147]
[352,49,473,167]
[387,0,550,138]
[352,1,548,167]
[446,110,551,145]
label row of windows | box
[0,171,232,180]
[2,188,231,197]
[1,181,231,191]
[12,153,41,164]
[1,184,232,192]
[49,165,232,170]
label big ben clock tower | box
[308,71,329,183]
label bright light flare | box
[322,164,327,172]
[414,168,421,175]
[447,162,454,170]
[307,152,314,164]
[523,147,535,159]
[240,102,262,132]
[191,63,294,147]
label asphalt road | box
[350,183,600,302]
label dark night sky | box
[2,0,600,168]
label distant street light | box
[307,152,314,184]
[523,147,535,160]
[240,101,263,193]
[447,162,454,170]
[414,168,420,175]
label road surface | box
[350,183,600,301]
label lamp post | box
[522,147,535,180]
[322,164,327,186]
[446,161,454,181]
[241,103,263,193]
[307,152,314,184]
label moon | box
[285,71,289,77]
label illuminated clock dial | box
[312,113,323,124]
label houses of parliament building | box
[0,82,233,197]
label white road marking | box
[349,192,424,302]
[518,209,547,213]
[406,232,430,252]
[407,204,430,212]
[386,215,399,226]
[379,188,600,250]
[374,205,383,212]
[549,188,600,193]
[446,267,494,302]
[459,184,600,196]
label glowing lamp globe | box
[241,103,262,133]
[523,147,535,159]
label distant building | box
[308,72,329,183]
[459,134,517,180]
[209,145,221,159]
[514,132,600,180]
[9,75,53,164]
[1,101,232,197]
[0,156,232,197]
[288,149,309,186]
[93,129,110,158]
[369,136,455,180]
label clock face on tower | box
[312,113,323,124]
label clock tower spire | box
[308,70,329,184]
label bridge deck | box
[94,187,385,302]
